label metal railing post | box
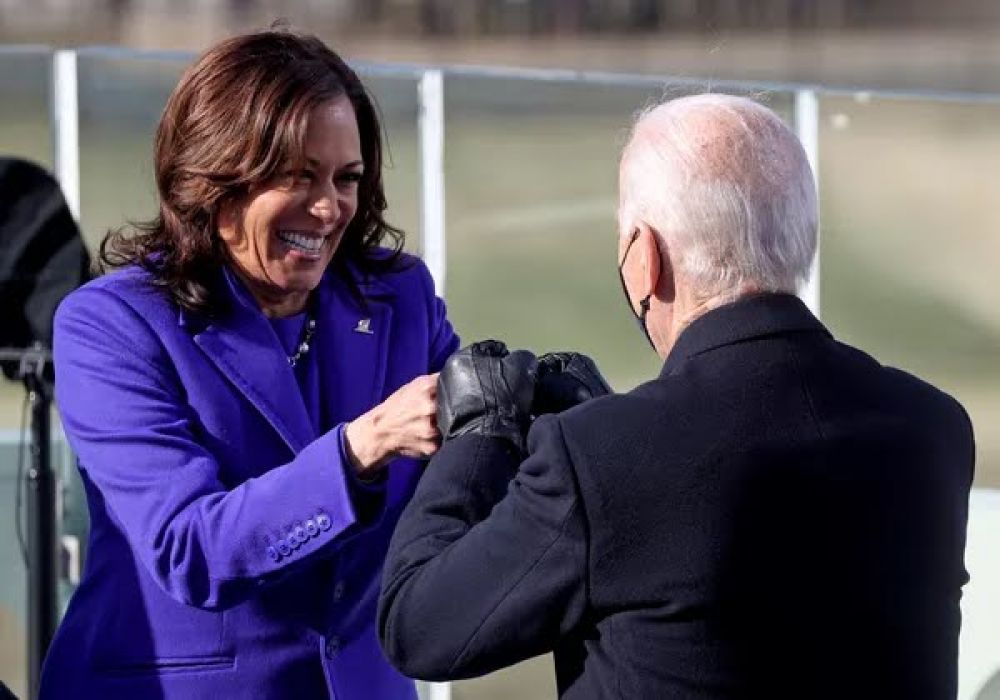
[52,49,81,223]
[418,69,447,297]
[793,88,820,317]
[416,66,452,700]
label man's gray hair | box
[619,93,817,300]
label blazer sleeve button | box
[305,519,319,537]
[293,524,307,543]
[266,546,280,562]
[277,539,292,557]
[316,513,332,531]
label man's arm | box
[378,415,588,681]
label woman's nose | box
[309,187,338,227]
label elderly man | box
[378,94,974,699]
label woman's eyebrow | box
[305,157,364,171]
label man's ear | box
[638,223,672,303]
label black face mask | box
[617,229,655,351]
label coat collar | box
[660,293,830,378]
[180,262,397,454]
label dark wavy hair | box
[100,29,405,315]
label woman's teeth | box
[277,231,325,254]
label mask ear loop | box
[638,294,654,350]
[639,295,651,318]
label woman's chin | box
[274,268,326,295]
[286,277,324,295]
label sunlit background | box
[2,1,1000,699]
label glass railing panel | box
[0,46,56,699]
[818,91,1000,699]
[443,72,793,699]
[355,70,422,255]
[443,72,794,393]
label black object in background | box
[0,157,91,380]
[0,678,19,700]
[0,157,90,700]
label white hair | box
[618,93,817,301]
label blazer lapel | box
[316,269,395,427]
[184,273,314,454]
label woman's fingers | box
[375,373,442,460]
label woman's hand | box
[344,373,441,476]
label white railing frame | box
[6,43,999,700]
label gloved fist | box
[532,352,612,416]
[437,340,538,452]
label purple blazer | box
[40,253,458,699]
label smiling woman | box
[40,30,458,700]
[218,97,365,317]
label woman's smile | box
[276,229,330,259]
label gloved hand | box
[437,340,538,452]
[532,351,612,416]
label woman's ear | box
[216,199,236,243]
[216,195,248,247]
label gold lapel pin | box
[354,318,374,334]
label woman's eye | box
[281,169,312,185]
[337,171,363,185]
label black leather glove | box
[437,340,538,452]
[532,351,612,416]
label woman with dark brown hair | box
[40,30,457,700]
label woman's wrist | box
[344,408,391,476]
